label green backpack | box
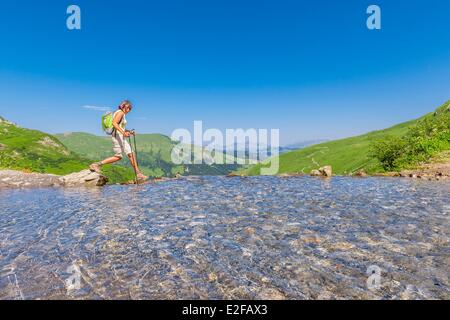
[102,112,115,135]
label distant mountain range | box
[282,139,330,151]
[208,139,329,161]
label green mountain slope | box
[0,117,88,175]
[244,101,450,176]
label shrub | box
[370,107,450,171]
[370,136,406,171]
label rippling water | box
[0,176,449,300]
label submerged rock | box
[0,169,108,189]
[258,288,286,300]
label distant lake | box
[0,176,449,299]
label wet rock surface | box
[60,170,108,187]
[0,176,449,300]
[0,170,108,189]
[0,170,61,189]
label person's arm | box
[112,111,130,136]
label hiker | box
[89,100,148,181]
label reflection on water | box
[0,176,449,300]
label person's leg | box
[89,156,122,172]
[100,156,123,165]
[90,135,123,172]
[127,152,148,180]
[125,142,148,181]
[127,152,140,174]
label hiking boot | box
[89,163,102,173]
[137,173,148,181]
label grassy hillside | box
[244,101,450,176]
[0,117,88,175]
[371,102,450,171]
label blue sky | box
[0,0,450,145]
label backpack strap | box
[112,110,125,137]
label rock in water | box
[319,166,332,177]
[60,170,108,187]
[310,170,321,176]
[258,288,286,300]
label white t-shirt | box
[113,110,127,131]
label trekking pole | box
[131,129,140,184]
[132,130,139,168]
[127,134,139,185]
